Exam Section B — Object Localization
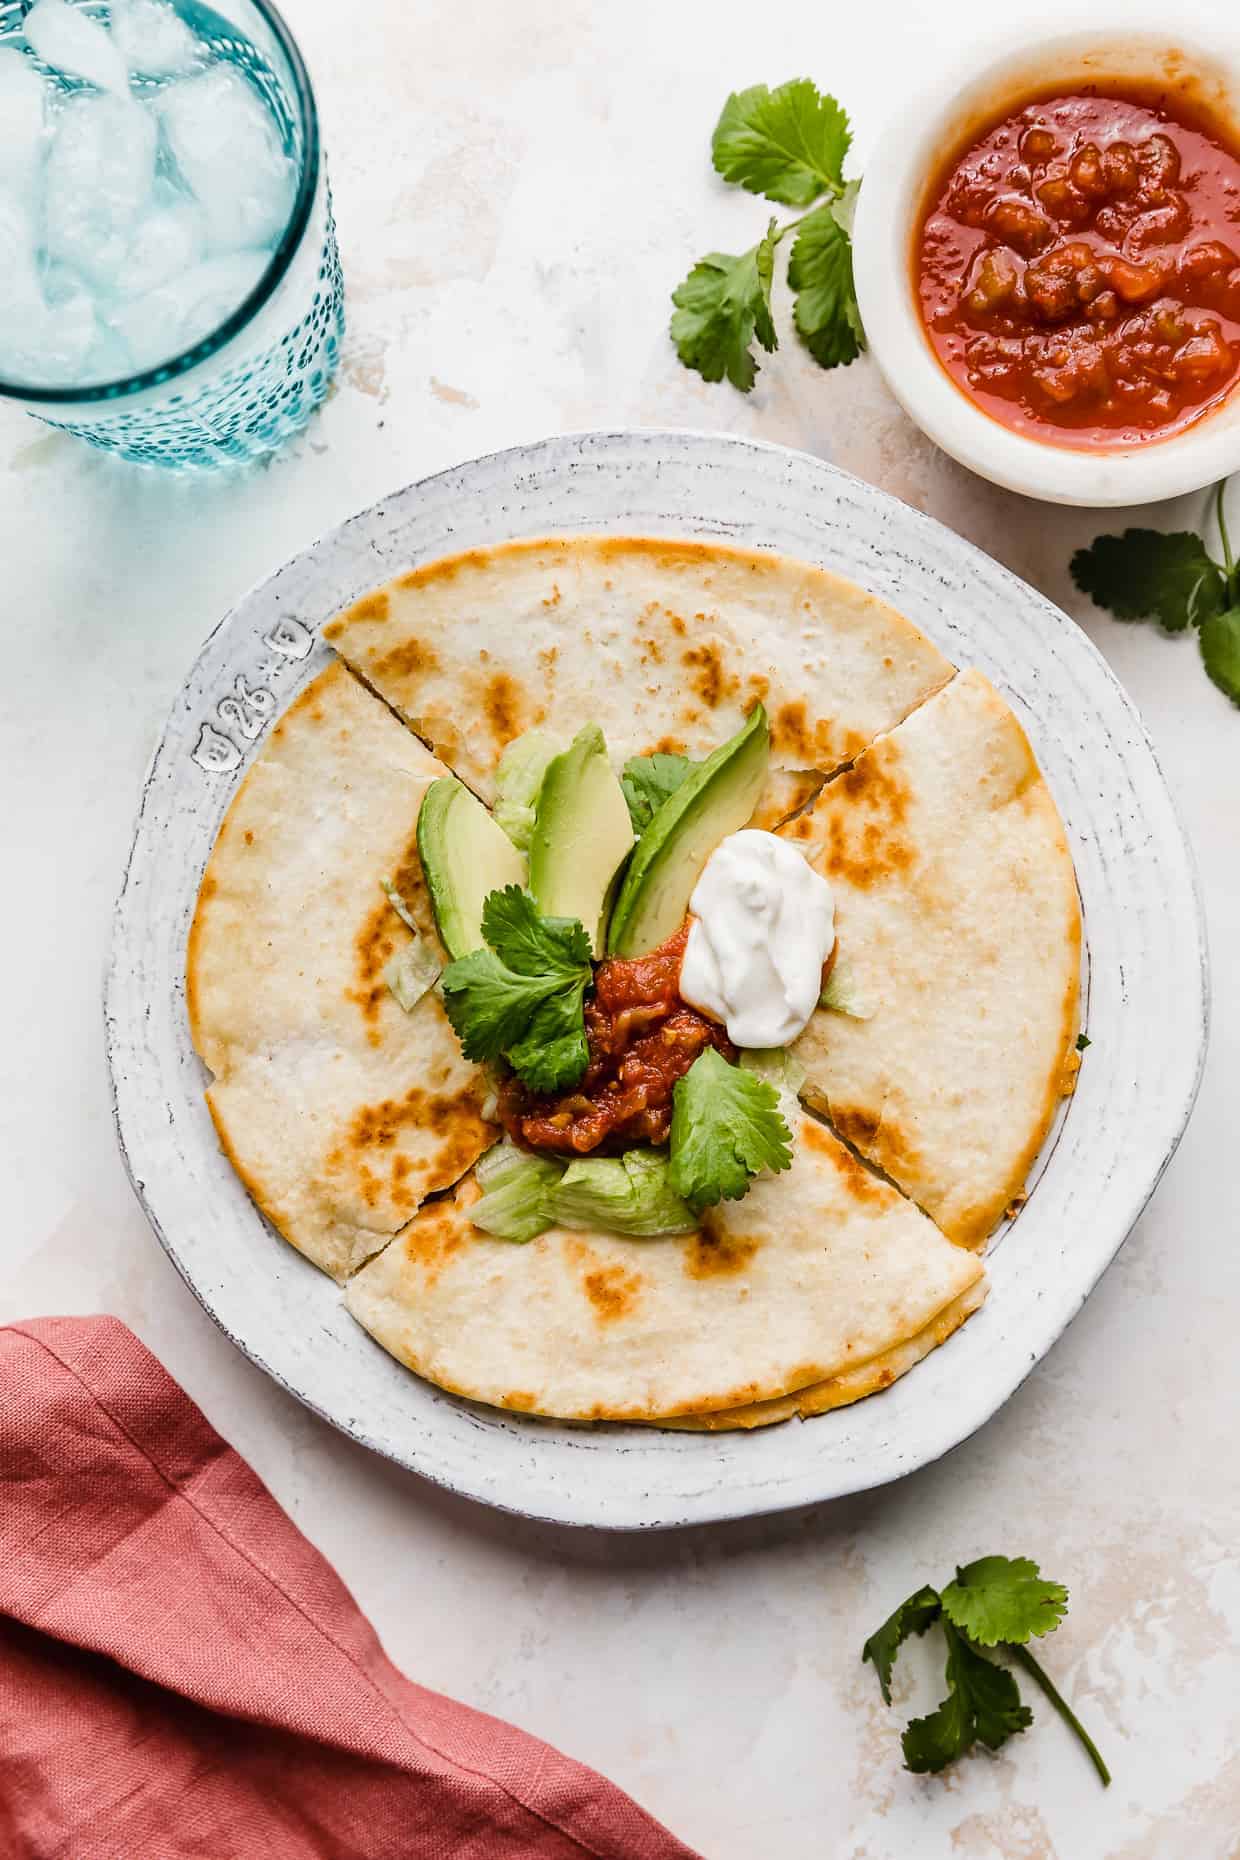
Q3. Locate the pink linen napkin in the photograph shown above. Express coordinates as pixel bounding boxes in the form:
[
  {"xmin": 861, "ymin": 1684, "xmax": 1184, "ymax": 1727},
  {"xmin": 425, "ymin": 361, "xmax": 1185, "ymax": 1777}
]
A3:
[{"xmin": 0, "ymin": 1316, "xmax": 700, "ymax": 1860}]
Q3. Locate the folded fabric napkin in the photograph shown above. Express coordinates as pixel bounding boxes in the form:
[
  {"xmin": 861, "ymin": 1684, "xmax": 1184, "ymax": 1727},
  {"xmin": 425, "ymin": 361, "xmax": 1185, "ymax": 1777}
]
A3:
[{"xmin": 0, "ymin": 1316, "xmax": 700, "ymax": 1860}]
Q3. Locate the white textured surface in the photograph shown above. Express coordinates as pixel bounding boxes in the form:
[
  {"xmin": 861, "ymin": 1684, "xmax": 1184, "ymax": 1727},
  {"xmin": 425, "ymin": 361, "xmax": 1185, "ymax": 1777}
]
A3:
[{"xmin": 2, "ymin": 0, "xmax": 1238, "ymax": 1851}]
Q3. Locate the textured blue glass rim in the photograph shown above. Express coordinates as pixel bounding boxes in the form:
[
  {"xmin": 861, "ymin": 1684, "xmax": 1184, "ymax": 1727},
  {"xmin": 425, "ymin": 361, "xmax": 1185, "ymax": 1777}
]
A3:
[{"xmin": 0, "ymin": 0, "xmax": 321, "ymax": 407}]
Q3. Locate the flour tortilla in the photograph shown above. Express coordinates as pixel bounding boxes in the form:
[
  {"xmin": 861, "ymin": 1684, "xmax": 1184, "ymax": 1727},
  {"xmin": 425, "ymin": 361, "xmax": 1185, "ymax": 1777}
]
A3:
[
  {"xmin": 784, "ymin": 669, "xmax": 1082, "ymax": 1249},
  {"xmin": 323, "ymin": 536, "xmax": 953, "ymax": 822},
  {"xmin": 187, "ymin": 662, "xmax": 496, "ymax": 1281},
  {"xmin": 660, "ymin": 1281, "xmax": 989, "ymax": 1431},
  {"xmin": 344, "ymin": 1111, "xmax": 985, "ymax": 1422}
]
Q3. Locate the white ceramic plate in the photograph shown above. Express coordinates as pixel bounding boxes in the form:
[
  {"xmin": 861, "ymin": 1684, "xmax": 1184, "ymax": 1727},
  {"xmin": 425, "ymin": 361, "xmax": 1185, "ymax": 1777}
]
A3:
[{"xmin": 106, "ymin": 430, "xmax": 1209, "ymax": 1530}]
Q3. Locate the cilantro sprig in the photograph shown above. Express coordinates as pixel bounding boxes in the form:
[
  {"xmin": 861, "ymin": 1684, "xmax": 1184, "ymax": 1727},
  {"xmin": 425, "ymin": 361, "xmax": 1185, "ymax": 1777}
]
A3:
[
  {"xmin": 862, "ymin": 1555, "xmax": 1110, "ymax": 1786},
  {"xmin": 668, "ymin": 1046, "xmax": 793, "ymax": 1211},
  {"xmin": 439, "ymin": 887, "xmax": 592, "ymax": 1093},
  {"xmin": 670, "ymin": 78, "xmax": 864, "ymax": 393},
  {"xmin": 1072, "ymin": 477, "xmax": 1240, "ymax": 708}
]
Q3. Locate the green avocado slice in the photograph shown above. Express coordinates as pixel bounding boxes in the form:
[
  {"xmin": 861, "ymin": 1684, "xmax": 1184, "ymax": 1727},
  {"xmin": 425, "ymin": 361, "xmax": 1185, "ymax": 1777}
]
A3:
[
  {"xmin": 416, "ymin": 775, "xmax": 526, "ymax": 959},
  {"xmin": 529, "ymin": 724, "xmax": 635, "ymax": 956},
  {"xmin": 606, "ymin": 705, "xmax": 770, "ymax": 957}
]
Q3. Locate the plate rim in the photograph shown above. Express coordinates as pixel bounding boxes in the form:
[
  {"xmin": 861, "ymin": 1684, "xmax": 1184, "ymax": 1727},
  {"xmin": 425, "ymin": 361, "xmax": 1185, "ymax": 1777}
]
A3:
[{"xmin": 105, "ymin": 426, "xmax": 1211, "ymax": 1529}]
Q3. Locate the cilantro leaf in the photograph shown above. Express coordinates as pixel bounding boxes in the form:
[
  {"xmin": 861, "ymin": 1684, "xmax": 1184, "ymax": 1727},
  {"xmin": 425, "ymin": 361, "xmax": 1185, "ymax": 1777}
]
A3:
[
  {"xmin": 506, "ymin": 1009, "xmax": 590, "ymax": 1095},
  {"xmin": 439, "ymin": 887, "xmax": 591, "ymax": 1091},
  {"xmin": 788, "ymin": 201, "xmax": 865, "ymax": 370},
  {"xmin": 670, "ymin": 227, "xmax": 778, "ymax": 392},
  {"xmin": 941, "ymin": 1556, "xmax": 1069, "ymax": 1648},
  {"xmin": 1198, "ymin": 605, "xmax": 1240, "ymax": 705},
  {"xmin": 621, "ymin": 752, "xmax": 697, "ymax": 831},
  {"xmin": 861, "ymin": 1586, "xmax": 941, "ymax": 1705},
  {"xmin": 903, "ymin": 1624, "xmax": 1032, "ymax": 1773},
  {"xmin": 712, "ymin": 79, "xmax": 851, "ymax": 207},
  {"xmin": 864, "ymin": 1559, "xmax": 1109, "ymax": 1787},
  {"xmin": 669, "ymin": 1047, "xmax": 793, "ymax": 1212},
  {"xmin": 1070, "ymin": 529, "xmax": 1226, "ymax": 633},
  {"xmin": 1076, "ymin": 1033, "xmax": 1091, "ymax": 1051},
  {"xmin": 480, "ymin": 885, "xmax": 592, "ymax": 974}
]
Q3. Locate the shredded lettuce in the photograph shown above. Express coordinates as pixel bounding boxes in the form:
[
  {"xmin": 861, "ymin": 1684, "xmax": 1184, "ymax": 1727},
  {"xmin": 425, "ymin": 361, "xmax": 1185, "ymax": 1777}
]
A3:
[
  {"xmin": 819, "ymin": 956, "xmax": 874, "ymax": 1020},
  {"xmin": 470, "ymin": 1142, "xmax": 564, "ymax": 1242},
  {"xmin": 555, "ymin": 1149, "xmax": 697, "ymax": 1236},
  {"xmin": 739, "ymin": 1046, "xmax": 806, "ymax": 1098},
  {"xmin": 383, "ymin": 937, "xmax": 441, "ymax": 1013},
  {"xmin": 468, "ymin": 1141, "xmax": 697, "ymax": 1242},
  {"xmin": 379, "ymin": 877, "xmax": 420, "ymax": 932},
  {"xmin": 493, "ymin": 730, "xmax": 563, "ymax": 852}
]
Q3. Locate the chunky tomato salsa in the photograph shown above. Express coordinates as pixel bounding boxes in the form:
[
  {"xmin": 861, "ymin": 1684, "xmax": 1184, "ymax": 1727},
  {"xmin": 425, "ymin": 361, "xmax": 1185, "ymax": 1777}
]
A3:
[
  {"xmin": 499, "ymin": 924, "xmax": 735, "ymax": 1155},
  {"xmin": 917, "ymin": 87, "xmax": 1240, "ymax": 446}
]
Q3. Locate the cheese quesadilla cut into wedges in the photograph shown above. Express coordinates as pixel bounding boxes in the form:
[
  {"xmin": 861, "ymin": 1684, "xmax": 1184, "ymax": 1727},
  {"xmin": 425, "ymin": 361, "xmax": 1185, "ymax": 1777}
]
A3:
[
  {"xmin": 344, "ymin": 1112, "xmax": 985, "ymax": 1423},
  {"xmin": 784, "ymin": 669, "xmax": 1082, "ymax": 1250},
  {"xmin": 187, "ymin": 663, "xmax": 496, "ymax": 1281},
  {"xmin": 323, "ymin": 537, "xmax": 954, "ymax": 819}
]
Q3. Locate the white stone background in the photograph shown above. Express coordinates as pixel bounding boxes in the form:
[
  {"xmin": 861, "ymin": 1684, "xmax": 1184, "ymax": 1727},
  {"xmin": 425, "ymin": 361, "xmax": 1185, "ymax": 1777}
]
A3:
[{"xmin": 2, "ymin": 0, "xmax": 1238, "ymax": 1853}]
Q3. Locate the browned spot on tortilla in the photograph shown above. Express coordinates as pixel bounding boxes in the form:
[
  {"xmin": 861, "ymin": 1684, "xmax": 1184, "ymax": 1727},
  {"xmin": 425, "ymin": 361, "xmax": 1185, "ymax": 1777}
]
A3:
[
  {"xmin": 337, "ymin": 590, "xmax": 390, "ymax": 632},
  {"xmin": 347, "ymin": 899, "xmax": 402, "ymax": 1027},
  {"xmin": 483, "ymin": 670, "xmax": 524, "ymax": 746},
  {"xmin": 242, "ymin": 829, "xmax": 254, "ymax": 846},
  {"xmin": 501, "ymin": 1390, "xmax": 538, "ymax": 1412},
  {"xmin": 829, "ymin": 1099, "xmax": 920, "ymax": 1192},
  {"xmin": 684, "ymin": 1219, "xmax": 759, "ymax": 1279},
  {"xmin": 833, "ymin": 1143, "xmax": 888, "ymax": 1207},
  {"xmin": 651, "ymin": 733, "xmax": 687, "ymax": 755},
  {"xmin": 339, "ymin": 1084, "xmax": 493, "ymax": 1209},
  {"xmin": 821, "ymin": 742, "xmax": 914, "ymax": 889},
  {"xmin": 579, "ymin": 1259, "xmax": 643, "ymax": 1322},
  {"xmin": 681, "ymin": 641, "xmax": 736, "ymax": 709},
  {"xmin": 638, "ymin": 633, "xmax": 664, "ymax": 665},
  {"xmin": 770, "ymin": 699, "xmax": 840, "ymax": 767},
  {"xmin": 542, "ymin": 584, "xmax": 562, "ymax": 608},
  {"xmin": 478, "ymin": 648, "xmax": 490, "ymax": 663},
  {"xmin": 746, "ymin": 673, "xmax": 771, "ymax": 706},
  {"xmin": 371, "ymin": 636, "xmax": 439, "ymax": 683},
  {"xmin": 539, "ymin": 645, "xmax": 559, "ymax": 674},
  {"xmin": 831, "ymin": 1102, "xmax": 881, "ymax": 1150},
  {"xmin": 402, "ymin": 1208, "xmax": 469, "ymax": 1281},
  {"xmin": 786, "ymin": 813, "xmax": 817, "ymax": 843},
  {"xmin": 396, "ymin": 546, "xmax": 505, "ymax": 593},
  {"xmin": 801, "ymin": 1119, "xmax": 839, "ymax": 1157},
  {"xmin": 668, "ymin": 613, "xmax": 686, "ymax": 636}
]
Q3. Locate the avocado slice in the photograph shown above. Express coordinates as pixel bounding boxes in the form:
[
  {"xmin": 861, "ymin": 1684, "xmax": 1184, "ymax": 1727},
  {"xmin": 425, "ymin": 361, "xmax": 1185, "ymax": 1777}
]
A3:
[
  {"xmin": 416, "ymin": 775, "xmax": 526, "ymax": 959},
  {"xmin": 528, "ymin": 724, "xmax": 635, "ymax": 956},
  {"xmin": 606, "ymin": 705, "xmax": 770, "ymax": 957}
]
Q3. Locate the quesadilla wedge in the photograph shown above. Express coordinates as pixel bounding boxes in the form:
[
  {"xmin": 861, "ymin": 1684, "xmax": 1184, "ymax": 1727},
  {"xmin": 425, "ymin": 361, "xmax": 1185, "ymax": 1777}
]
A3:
[
  {"xmin": 322, "ymin": 536, "xmax": 953, "ymax": 823},
  {"xmin": 344, "ymin": 1110, "xmax": 985, "ymax": 1422},
  {"xmin": 188, "ymin": 663, "xmax": 496, "ymax": 1280},
  {"xmin": 783, "ymin": 669, "xmax": 1082, "ymax": 1249},
  {"xmin": 659, "ymin": 1279, "xmax": 989, "ymax": 1430}
]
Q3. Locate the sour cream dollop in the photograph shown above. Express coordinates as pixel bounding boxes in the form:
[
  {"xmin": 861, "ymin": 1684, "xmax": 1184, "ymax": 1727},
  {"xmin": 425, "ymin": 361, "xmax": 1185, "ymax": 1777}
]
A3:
[{"xmin": 678, "ymin": 829, "xmax": 836, "ymax": 1049}]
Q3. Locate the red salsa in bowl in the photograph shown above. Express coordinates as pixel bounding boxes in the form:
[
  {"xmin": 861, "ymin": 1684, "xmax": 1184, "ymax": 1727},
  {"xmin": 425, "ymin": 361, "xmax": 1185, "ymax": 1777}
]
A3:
[{"xmin": 917, "ymin": 87, "xmax": 1240, "ymax": 447}]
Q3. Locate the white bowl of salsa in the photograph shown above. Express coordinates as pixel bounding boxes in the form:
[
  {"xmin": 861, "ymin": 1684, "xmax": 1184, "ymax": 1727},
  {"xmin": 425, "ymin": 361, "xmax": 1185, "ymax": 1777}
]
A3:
[{"xmin": 852, "ymin": 15, "xmax": 1240, "ymax": 504}]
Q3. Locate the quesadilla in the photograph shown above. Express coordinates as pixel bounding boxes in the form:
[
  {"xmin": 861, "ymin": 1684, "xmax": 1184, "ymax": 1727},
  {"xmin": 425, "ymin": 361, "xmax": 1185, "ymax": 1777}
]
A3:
[
  {"xmin": 188, "ymin": 663, "xmax": 496, "ymax": 1280},
  {"xmin": 783, "ymin": 669, "xmax": 1082, "ymax": 1248},
  {"xmin": 344, "ymin": 1111, "xmax": 985, "ymax": 1423},
  {"xmin": 322, "ymin": 536, "xmax": 953, "ymax": 820},
  {"xmin": 186, "ymin": 531, "xmax": 1081, "ymax": 1434}
]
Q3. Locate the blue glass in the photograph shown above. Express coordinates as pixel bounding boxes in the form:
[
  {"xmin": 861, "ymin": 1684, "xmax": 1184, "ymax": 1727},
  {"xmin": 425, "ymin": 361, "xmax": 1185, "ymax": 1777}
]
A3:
[{"xmin": 0, "ymin": 0, "xmax": 344, "ymax": 468}]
